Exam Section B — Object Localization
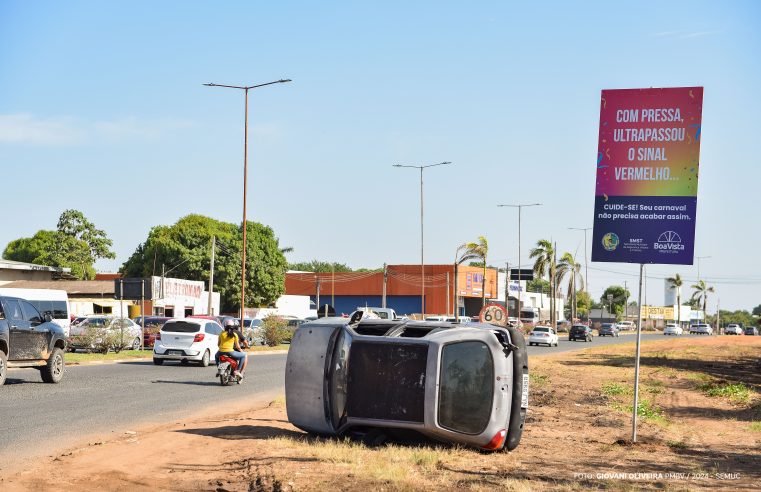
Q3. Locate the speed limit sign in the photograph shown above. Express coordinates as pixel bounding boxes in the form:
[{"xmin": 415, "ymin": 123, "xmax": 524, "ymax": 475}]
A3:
[{"xmin": 479, "ymin": 303, "xmax": 507, "ymax": 326}]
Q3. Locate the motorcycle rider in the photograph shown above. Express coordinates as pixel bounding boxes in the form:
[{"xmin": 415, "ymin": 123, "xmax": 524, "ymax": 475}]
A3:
[{"xmin": 216, "ymin": 319, "xmax": 248, "ymax": 378}]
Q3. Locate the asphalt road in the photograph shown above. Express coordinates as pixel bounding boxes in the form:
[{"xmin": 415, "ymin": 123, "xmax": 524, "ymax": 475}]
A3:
[{"xmin": 0, "ymin": 331, "xmax": 693, "ymax": 464}]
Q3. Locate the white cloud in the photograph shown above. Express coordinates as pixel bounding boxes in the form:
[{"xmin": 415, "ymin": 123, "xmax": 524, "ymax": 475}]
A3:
[{"xmin": 0, "ymin": 113, "xmax": 195, "ymax": 146}]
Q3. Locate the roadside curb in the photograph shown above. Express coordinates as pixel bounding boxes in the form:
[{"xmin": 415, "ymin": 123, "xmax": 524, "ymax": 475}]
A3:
[{"xmin": 65, "ymin": 348, "xmax": 289, "ymax": 366}]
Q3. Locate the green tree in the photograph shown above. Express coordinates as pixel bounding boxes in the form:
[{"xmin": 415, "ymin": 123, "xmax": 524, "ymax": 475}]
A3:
[
  {"xmin": 460, "ymin": 236, "xmax": 489, "ymax": 307},
  {"xmin": 526, "ymin": 278, "xmax": 550, "ymax": 294},
  {"xmin": 690, "ymin": 280, "xmax": 715, "ymax": 322},
  {"xmin": 600, "ymin": 285, "xmax": 630, "ymax": 319},
  {"xmin": 288, "ymin": 260, "xmax": 353, "ymax": 273},
  {"xmin": 556, "ymin": 252, "xmax": 584, "ymax": 321},
  {"xmin": 752, "ymin": 304, "xmax": 761, "ymax": 317},
  {"xmin": 575, "ymin": 290, "xmax": 593, "ymax": 318},
  {"xmin": 3, "ymin": 210, "xmax": 113, "ymax": 279},
  {"xmin": 666, "ymin": 273, "xmax": 684, "ymax": 325},
  {"xmin": 530, "ymin": 239, "xmax": 556, "ymax": 326},
  {"xmin": 120, "ymin": 214, "xmax": 288, "ymax": 313}
]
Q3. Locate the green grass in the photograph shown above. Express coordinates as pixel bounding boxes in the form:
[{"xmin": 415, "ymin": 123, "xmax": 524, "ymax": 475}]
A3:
[
  {"xmin": 749, "ymin": 421, "xmax": 761, "ymax": 432},
  {"xmin": 530, "ymin": 372, "xmax": 550, "ymax": 387},
  {"xmin": 697, "ymin": 382, "xmax": 754, "ymax": 405},
  {"xmin": 667, "ymin": 440, "xmax": 688, "ymax": 450},
  {"xmin": 602, "ymin": 382, "xmax": 632, "ymax": 397}
]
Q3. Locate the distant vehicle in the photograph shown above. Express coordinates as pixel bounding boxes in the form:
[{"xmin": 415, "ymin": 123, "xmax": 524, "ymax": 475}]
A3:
[
  {"xmin": 663, "ymin": 323, "xmax": 683, "ymax": 336},
  {"xmin": 285, "ymin": 318, "xmax": 307, "ymax": 338},
  {"xmin": 519, "ymin": 308, "xmax": 540, "ymax": 325},
  {"xmin": 744, "ymin": 326, "xmax": 758, "ymax": 336},
  {"xmin": 68, "ymin": 316, "xmax": 142, "ymax": 352},
  {"xmin": 617, "ymin": 320, "xmax": 635, "ymax": 330},
  {"xmin": 360, "ymin": 307, "xmax": 398, "ymax": 320},
  {"xmin": 0, "ymin": 288, "xmax": 71, "ymax": 336},
  {"xmin": 286, "ymin": 318, "xmax": 528, "ymax": 451},
  {"xmin": 528, "ymin": 326, "xmax": 558, "ymax": 347},
  {"xmin": 690, "ymin": 323, "xmax": 713, "ymax": 335},
  {"xmin": 153, "ymin": 318, "xmax": 222, "ymax": 366},
  {"xmin": 598, "ymin": 323, "xmax": 620, "ymax": 337},
  {"xmin": 243, "ymin": 318, "xmax": 265, "ymax": 345},
  {"xmin": 569, "ymin": 325, "xmax": 593, "ymax": 342},
  {"xmin": 0, "ymin": 295, "xmax": 67, "ymax": 386},
  {"xmin": 724, "ymin": 324, "xmax": 743, "ymax": 335}
]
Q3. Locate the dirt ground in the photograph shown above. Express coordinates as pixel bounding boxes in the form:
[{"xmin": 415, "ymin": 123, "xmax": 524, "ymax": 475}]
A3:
[{"xmin": 2, "ymin": 336, "xmax": 760, "ymax": 491}]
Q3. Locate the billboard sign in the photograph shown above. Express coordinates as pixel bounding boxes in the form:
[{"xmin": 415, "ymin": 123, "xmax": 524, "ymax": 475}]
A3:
[{"xmin": 592, "ymin": 87, "xmax": 703, "ymax": 265}]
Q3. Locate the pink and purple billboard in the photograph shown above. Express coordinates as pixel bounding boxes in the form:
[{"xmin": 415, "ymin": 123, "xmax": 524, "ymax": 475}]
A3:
[{"xmin": 591, "ymin": 87, "xmax": 703, "ymax": 265}]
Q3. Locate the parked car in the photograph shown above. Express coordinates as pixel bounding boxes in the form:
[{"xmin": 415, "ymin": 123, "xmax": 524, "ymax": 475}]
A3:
[
  {"xmin": 132, "ymin": 316, "xmax": 172, "ymax": 347},
  {"xmin": 285, "ymin": 318, "xmax": 307, "ymax": 338},
  {"xmin": 663, "ymin": 323, "xmax": 683, "ymax": 336},
  {"xmin": 690, "ymin": 323, "xmax": 713, "ymax": 335},
  {"xmin": 617, "ymin": 320, "xmax": 635, "ymax": 330},
  {"xmin": 528, "ymin": 326, "xmax": 558, "ymax": 347},
  {"xmin": 569, "ymin": 324, "xmax": 593, "ymax": 342},
  {"xmin": 68, "ymin": 316, "xmax": 142, "ymax": 352},
  {"xmin": 0, "ymin": 295, "xmax": 67, "ymax": 386},
  {"xmin": 744, "ymin": 326, "xmax": 758, "ymax": 336},
  {"xmin": 286, "ymin": 317, "xmax": 528, "ymax": 452},
  {"xmin": 243, "ymin": 318, "xmax": 265, "ymax": 345},
  {"xmin": 724, "ymin": 324, "xmax": 743, "ymax": 335},
  {"xmin": 598, "ymin": 323, "xmax": 620, "ymax": 337},
  {"xmin": 153, "ymin": 318, "xmax": 222, "ymax": 366}
]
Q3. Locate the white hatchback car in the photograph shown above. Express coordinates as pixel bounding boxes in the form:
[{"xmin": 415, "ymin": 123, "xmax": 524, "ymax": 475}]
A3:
[
  {"xmin": 528, "ymin": 325, "xmax": 559, "ymax": 347},
  {"xmin": 153, "ymin": 318, "xmax": 222, "ymax": 366},
  {"xmin": 724, "ymin": 324, "xmax": 743, "ymax": 335},
  {"xmin": 689, "ymin": 323, "xmax": 713, "ymax": 335},
  {"xmin": 663, "ymin": 323, "xmax": 683, "ymax": 336}
]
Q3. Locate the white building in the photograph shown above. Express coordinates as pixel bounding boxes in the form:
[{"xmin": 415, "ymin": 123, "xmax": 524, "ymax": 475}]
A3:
[{"xmin": 495, "ymin": 272, "xmax": 565, "ymax": 321}]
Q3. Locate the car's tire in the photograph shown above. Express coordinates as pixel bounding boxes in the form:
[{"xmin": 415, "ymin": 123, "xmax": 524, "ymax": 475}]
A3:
[
  {"xmin": 131, "ymin": 337, "xmax": 141, "ymax": 351},
  {"xmin": 153, "ymin": 358, "xmax": 164, "ymax": 366},
  {"xmin": 199, "ymin": 350, "xmax": 210, "ymax": 367},
  {"xmin": 41, "ymin": 347, "xmax": 65, "ymax": 384},
  {"xmin": 0, "ymin": 350, "xmax": 7, "ymax": 386}
]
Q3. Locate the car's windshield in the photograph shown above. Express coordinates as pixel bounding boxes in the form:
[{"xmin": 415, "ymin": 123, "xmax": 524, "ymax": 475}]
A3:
[
  {"xmin": 162, "ymin": 321, "xmax": 201, "ymax": 333},
  {"xmin": 80, "ymin": 317, "xmax": 109, "ymax": 327}
]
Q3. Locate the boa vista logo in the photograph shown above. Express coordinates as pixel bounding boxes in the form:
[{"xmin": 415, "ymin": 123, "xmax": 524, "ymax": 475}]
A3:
[
  {"xmin": 654, "ymin": 231, "xmax": 685, "ymax": 251},
  {"xmin": 602, "ymin": 233, "xmax": 619, "ymax": 251}
]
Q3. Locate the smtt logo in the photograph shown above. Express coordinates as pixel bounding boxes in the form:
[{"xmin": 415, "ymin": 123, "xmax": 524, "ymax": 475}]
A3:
[
  {"xmin": 602, "ymin": 233, "xmax": 619, "ymax": 251},
  {"xmin": 654, "ymin": 231, "xmax": 685, "ymax": 252}
]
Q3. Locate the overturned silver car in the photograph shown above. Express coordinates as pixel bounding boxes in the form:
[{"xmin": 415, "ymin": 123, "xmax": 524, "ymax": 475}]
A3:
[{"xmin": 285, "ymin": 317, "xmax": 528, "ymax": 451}]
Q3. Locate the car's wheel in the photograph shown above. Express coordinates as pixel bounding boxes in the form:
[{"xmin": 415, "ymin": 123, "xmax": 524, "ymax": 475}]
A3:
[
  {"xmin": 131, "ymin": 337, "xmax": 141, "ymax": 351},
  {"xmin": 199, "ymin": 349, "xmax": 210, "ymax": 367},
  {"xmin": 41, "ymin": 347, "xmax": 65, "ymax": 384},
  {"xmin": 0, "ymin": 350, "xmax": 7, "ymax": 386},
  {"xmin": 153, "ymin": 357, "xmax": 164, "ymax": 365}
]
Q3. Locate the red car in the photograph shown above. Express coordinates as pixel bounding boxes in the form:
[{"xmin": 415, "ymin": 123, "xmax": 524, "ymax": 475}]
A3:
[{"xmin": 132, "ymin": 316, "xmax": 172, "ymax": 348}]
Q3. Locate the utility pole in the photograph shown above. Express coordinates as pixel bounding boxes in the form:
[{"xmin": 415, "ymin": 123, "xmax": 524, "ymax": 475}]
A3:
[
  {"xmin": 208, "ymin": 236, "xmax": 216, "ymax": 315},
  {"xmin": 382, "ymin": 263, "xmax": 388, "ymax": 308},
  {"xmin": 624, "ymin": 280, "xmax": 628, "ymax": 321},
  {"xmin": 331, "ymin": 264, "xmax": 335, "ymax": 307},
  {"xmin": 315, "ymin": 276, "xmax": 321, "ymax": 313},
  {"xmin": 505, "ymin": 262, "xmax": 510, "ymax": 318},
  {"xmin": 140, "ymin": 279, "xmax": 145, "ymax": 351},
  {"xmin": 446, "ymin": 272, "xmax": 450, "ymax": 317}
]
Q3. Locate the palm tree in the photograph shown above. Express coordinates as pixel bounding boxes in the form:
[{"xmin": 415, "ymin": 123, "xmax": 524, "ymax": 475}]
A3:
[
  {"xmin": 666, "ymin": 273, "xmax": 683, "ymax": 326},
  {"xmin": 454, "ymin": 243, "xmax": 483, "ymax": 319},
  {"xmin": 461, "ymin": 236, "xmax": 489, "ymax": 306},
  {"xmin": 556, "ymin": 252, "xmax": 584, "ymax": 322},
  {"xmin": 691, "ymin": 279, "xmax": 715, "ymax": 324},
  {"xmin": 530, "ymin": 239, "xmax": 556, "ymax": 325}
]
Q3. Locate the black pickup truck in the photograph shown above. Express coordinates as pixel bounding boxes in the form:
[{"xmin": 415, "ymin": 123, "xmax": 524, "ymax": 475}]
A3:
[{"xmin": 0, "ymin": 295, "xmax": 67, "ymax": 386}]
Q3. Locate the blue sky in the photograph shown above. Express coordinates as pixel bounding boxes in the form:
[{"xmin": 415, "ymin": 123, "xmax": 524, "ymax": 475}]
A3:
[{"xmin": 1, "ymin": 1, "xmax": 759, "ymax": 311}]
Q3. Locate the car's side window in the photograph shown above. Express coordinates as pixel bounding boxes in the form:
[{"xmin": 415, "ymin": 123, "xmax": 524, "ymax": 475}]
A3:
[
  {"xmin": 5, "ymin": 299, "xmax": 24, "ymax": 321},
  {"xmin": 20, "ymin": 300, "xmax": 42, "ymax": 324}
]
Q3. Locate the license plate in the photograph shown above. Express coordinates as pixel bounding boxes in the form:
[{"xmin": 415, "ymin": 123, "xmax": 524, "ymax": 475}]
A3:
[
  {"xmin": 168, "ymin": 350, "xmax": 183, "ymax": 355},
  {"xmin": 521, "ymin": 373, "xmax": 529, "ymax": 408}
]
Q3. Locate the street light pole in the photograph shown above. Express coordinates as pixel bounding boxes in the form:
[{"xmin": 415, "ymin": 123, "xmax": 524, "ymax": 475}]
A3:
[
  {"xmin": 696, "ymin": 255, "xmax": 711, "ymax": 282},
  {"xmin": 205, "ymin": 79, "xmax": 291, "ymax": 326},
  {"xmin": 394, "ymin": 162, "xmax": 452, "ymax": 318},
  {"xmin": 497, "ymin": 203, "xmax": 541, "ymax": 316},
  {"xmin": 569, "ymin": 227, "xmax": 592, "ymax": 293}
]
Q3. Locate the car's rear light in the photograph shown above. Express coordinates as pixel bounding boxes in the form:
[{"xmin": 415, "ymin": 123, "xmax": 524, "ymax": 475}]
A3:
[
  {"xmin": 482, "ymin": 429, "xmax": 507, "ymax": 451},
  {"xmin": 193, "ymin": 333, "xmax": 205, "ymax": 343},
  {"xmin": 155, "ymin": 332, "xmax": 161, "ymax": 340}
]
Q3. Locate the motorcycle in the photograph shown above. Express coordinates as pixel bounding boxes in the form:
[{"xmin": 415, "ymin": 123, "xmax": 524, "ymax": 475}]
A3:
[{"xmin": 216, "ymin": 354, "xmax": 242, "ymax": 386}]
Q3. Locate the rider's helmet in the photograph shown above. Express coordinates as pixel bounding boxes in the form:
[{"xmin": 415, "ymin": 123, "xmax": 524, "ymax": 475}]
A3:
[{"xmin": 224, "ymin": 318, "xmax": 237, "ymax": 331}]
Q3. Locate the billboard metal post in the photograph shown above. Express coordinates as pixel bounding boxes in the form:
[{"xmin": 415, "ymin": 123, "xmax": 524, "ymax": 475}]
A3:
[{"xmin": 632, "ymin": 263, "xmax": 645, "ymax": 442}]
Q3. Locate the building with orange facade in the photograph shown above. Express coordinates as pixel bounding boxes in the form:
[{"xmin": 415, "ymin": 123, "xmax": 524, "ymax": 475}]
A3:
[{"xmin": 285, "ymin": 264, "xmax": 498, "ymax": 317}]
